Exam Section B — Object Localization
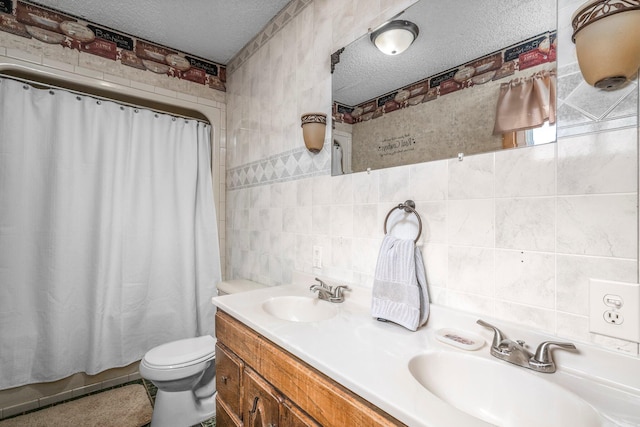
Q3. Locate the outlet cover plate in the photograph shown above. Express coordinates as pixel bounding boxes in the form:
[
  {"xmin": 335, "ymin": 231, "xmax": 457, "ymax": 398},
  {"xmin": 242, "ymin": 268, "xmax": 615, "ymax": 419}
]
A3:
[{"xmin": 589, "ymin": 279, "xmax": 640, "ymax": 343}]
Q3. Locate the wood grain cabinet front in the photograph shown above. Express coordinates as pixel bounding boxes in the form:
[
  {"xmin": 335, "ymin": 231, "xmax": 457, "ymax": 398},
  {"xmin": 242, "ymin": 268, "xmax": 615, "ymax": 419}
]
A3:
[
  {"xmin": 243, "ymin": 367, "xmax": 282, "ymax": 427},
  {"xmin": 215, "ymin": 310, "xmax": 404, "ymax": 427},
  {"xmin": 216, "ymin": 343, "xmax": 243, "ymax": 426}
]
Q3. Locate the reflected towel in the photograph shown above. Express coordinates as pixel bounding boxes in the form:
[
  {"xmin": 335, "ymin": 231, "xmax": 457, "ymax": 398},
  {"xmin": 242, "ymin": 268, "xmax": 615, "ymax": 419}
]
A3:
[{"xmin": 371, "ymin": 235, "xmax": 430, "ymax": 331}]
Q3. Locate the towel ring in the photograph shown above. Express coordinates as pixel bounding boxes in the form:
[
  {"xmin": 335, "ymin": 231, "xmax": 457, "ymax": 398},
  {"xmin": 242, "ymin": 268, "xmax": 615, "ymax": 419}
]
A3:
[{"xmin": 383, "ymin": 200, "xmax": 422, "ymax": 244}]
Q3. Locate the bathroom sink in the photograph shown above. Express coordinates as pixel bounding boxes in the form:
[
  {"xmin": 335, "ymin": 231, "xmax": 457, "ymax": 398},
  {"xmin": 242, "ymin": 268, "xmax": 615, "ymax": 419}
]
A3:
[
  {"xmin": 408, "ymin": 352, "xmax": 603, "ymax": 427},
  {"xmin": 262, "ymin": 296, "xmax": 338, "ymax": 322}
]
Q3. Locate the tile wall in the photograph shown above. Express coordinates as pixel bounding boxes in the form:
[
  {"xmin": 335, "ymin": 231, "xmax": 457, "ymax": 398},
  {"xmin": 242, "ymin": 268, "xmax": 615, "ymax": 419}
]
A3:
[{"xmin": 225, "ymin": 0, "xmax": 640, "ymax": 355}]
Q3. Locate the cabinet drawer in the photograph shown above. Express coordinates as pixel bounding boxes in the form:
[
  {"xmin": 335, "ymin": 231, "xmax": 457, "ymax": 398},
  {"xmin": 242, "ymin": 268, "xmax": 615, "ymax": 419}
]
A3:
[{"xmin": 216, "ymin": 343, "xmax": 243, "ymax": 418}]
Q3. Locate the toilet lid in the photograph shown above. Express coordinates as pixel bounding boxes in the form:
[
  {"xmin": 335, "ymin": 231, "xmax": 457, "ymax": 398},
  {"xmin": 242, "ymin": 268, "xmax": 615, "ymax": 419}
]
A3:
[{"xmin": 144, "ymin": 335, "xmax": 216, "ymax": 368}]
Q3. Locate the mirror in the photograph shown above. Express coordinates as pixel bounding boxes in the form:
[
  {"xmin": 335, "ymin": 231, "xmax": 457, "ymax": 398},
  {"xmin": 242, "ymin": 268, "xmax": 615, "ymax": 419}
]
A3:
[{"xmin": 331, "ymin": 0, "xmax": 557, "ymax": 175}]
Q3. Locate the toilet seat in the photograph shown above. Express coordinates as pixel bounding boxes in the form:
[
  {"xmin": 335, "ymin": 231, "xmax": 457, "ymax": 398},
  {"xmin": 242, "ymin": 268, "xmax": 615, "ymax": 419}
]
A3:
[{"xmin": 143, "ymin": 335, "xmax": 216, "ymax": 370}]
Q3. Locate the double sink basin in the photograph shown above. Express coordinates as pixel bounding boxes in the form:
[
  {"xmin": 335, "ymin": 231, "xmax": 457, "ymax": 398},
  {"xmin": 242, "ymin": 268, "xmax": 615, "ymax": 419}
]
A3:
[{"xmin": 214, "ymin": 279, "xmax": 640, "ymax": 427}]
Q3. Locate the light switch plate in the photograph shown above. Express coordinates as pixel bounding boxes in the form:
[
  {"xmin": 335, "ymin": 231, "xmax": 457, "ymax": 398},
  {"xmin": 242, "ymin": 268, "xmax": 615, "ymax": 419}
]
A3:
[{"xmin": 589, "ymin": 279, "xmax": 640, "ymax": 343}]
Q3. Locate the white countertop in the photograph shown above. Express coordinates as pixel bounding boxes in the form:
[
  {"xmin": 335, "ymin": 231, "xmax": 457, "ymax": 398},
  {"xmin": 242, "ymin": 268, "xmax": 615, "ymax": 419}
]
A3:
[{"xmin": 211, "ymin": 272, "xmax": 640, "ymax": 427}]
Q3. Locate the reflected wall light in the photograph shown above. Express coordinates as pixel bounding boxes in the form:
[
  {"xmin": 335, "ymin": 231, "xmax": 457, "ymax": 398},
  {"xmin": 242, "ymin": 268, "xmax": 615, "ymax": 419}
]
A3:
[
  {"xmin": 572, "ymin": 0, "xmax": 640, "ymax": 90},
  {"xmin": 370, "ymin": 20, "xmax": 419, "ymax": 55}
]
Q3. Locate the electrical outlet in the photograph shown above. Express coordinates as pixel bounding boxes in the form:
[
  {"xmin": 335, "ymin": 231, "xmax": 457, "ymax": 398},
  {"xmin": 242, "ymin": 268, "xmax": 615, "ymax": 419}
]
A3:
[
  {"xmin": 603, "ymin": 310, "xmax": 624, "ymax": 325},
  {"xmin": 312, "ymin": 245, "xmax": 323, "ymax": 268},
  {"xmin": 589, "ymin": 279, "xmax": 640, "ymax": 342}
]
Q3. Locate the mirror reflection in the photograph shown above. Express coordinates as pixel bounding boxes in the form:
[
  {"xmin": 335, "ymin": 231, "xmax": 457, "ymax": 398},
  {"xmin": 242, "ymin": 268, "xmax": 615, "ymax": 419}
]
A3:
[{"xmin": 331, "ymin": 0, "xmax": 557, "ymax": 175}]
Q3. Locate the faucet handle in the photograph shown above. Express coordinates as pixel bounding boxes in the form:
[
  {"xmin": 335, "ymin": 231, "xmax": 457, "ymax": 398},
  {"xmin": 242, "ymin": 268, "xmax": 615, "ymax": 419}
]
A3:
[
  {"xmin": 476, "ymin": 319, "xmax": 507, "ymax": 349},
  {"xmin": 332, "ymin": 285, "xmax": 351, "ymax": 299},
  {"xmin": 314, "ymin": 277, "xmax": 332, "ymax": 291},
  {"xmin": 532, "ymin": 341, "xmax": 577, "ymax": 364}
]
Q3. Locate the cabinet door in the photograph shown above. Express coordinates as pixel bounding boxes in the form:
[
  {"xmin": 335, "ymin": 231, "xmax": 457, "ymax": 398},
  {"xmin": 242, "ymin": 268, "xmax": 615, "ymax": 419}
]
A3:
[
  {"xmin": 243, "ymin": 368, "xmax": 282, "ymax": 427},
  {"xmin": 216, "ymin": 343, "xmax": 243, "ymax": 419},
  {"xmin": 216, "ymin": 395, "xmax": 243, "ymax": 427},
  {"xmin": 281, "ymin": 399, "xmax": 321, "ymax": 427}
]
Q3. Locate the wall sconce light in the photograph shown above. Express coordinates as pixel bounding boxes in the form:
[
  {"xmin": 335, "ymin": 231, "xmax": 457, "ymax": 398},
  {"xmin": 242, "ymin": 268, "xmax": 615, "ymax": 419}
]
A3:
[
  {"xmin": 572, "ymin": 0, "xmax": 640, "ymax": 90},
  {"xmin": 370, "ymin": 20, "xmax": 419, "ymax": 56},
  {"xmin": 300, "ymin": 113, "xmax": 327, "ymax": 153}
]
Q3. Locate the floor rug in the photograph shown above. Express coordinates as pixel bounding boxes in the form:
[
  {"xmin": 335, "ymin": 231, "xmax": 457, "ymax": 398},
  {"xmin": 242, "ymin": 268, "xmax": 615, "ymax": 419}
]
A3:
[{"xmin": 0, "ymin": 384, "xmax": 152, "ymax": 427}]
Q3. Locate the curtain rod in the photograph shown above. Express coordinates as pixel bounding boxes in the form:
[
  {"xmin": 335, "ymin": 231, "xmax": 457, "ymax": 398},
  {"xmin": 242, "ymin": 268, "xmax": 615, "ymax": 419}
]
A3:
[{"xmin": 0, "ymin": 73, "xmax": 210, "ymax": 124}]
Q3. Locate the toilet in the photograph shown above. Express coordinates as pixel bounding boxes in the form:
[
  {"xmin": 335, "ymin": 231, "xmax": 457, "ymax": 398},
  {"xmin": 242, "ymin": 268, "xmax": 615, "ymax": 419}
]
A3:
[{"xmin": 139, "ymin": 279, "xmax": 266, "ymax": 427}]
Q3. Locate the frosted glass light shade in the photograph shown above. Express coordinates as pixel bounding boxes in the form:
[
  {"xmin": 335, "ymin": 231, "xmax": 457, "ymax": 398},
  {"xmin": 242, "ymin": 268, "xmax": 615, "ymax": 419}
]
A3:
[
  {"xmin": 301, "ymin": 113, "xmax": 326, "ymax": 153},
  {"xmin": 572, "ymin": 0, "xmax": 640, "ymax": 89},
  {"xmin": 370, "ymin": 20, "xmax": 419, "ymax": 56}
]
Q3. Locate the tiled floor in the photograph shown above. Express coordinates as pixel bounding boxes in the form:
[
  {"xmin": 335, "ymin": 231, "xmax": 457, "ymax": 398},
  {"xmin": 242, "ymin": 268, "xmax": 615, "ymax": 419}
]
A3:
[{"xmin": 1, "ymin": 379, "xmax": 215, "ymax": 427}]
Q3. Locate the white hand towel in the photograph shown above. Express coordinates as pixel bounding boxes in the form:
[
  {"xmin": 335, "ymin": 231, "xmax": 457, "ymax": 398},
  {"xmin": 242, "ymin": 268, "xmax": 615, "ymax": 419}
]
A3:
[{"xmin": 371, "ymin": 235, "xmax": 430, "ymax": 331}]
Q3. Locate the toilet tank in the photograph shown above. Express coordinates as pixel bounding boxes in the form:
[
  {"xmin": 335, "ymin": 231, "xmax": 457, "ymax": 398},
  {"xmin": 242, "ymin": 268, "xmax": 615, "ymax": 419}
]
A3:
[{"xmin": 217, "ymin": 279, "xmax": 266, "ymax": 296}]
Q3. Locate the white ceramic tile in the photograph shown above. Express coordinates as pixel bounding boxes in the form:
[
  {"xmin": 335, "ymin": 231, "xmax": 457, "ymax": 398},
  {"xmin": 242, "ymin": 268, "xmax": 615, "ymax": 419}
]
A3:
[
  {"xmin": 446, "ymin": 291, "xmax": 494, "ymax": 318},
  {"xmin": 557, "ymin": 128, "xmax": 637, "ymax": 195},
  {"xmin": 330, "ymin": 236, "xmax": 353, "ymax": 268},
  {"xmin": 421, "ymin": 243, "xmax": 448, "ymax": 289},
  {"xmin": 39, "ymin": 389, "xmax": 73, "ymax": 407},
  {"xmin": 378, "ymin": 166, "xmax": 412, "ymax": 203},
  {"xmin": 410, "ymin": 159, "xmax": 448, "ymax": 201},
  {"xmin": 155, "ymin": 86, "xmax": 177, "ymax": 98},
  {"xmin": 351, "ymin": 237, "xmax": 380, "ymax": 274},
  {"xmin": 555, "ymin": 312, "xmax": 590, "ymax": 343},
  {"xmin": 448, "ymin": 152, "xmax": 494, "ymax": 199},
  {"xmin": 352, "ymin": 170, "xmax": 379, "ymax": 204},
  {"xmin": 495, "ymin": 197, "xmax": 556, "ymax": 251},
  {"xmin": 73, "ymin": 65, "xmax": 103, "ymax": 80},
  {"xmin": 312, "ymin": 207, "xmax": 330, "ymax": 235},
  {"xmin": 495, "ymin": 249, "xmax": 555, "ymax": 308},
  {"xmin": 296, "ymin": 178, "xmax": 312, "ymax": 206},
  {"xmin": 556, "ymin": 194, "xmax": 637, "ymax": 258},
  {"xmin": 130, "ymin": 80, "xmax": 155, "ymax": 93},
  {"xmin": 3, "ymin": 400, "xmax": 39, "ymax": 418},
  {"xmin": 42, "ymin": 57, "xmax": 75, "ymax": 73},
  {"xmin": 6, "ymin": 48, "xmax": 41, "ymax": 64},
  {"xmin": 556, "ymin": 254, "xmax": 638, "ymax": 315},
  {"xmin": 495, "ymin": 143, "xmax": 556, "ymax": 197},
  {"xmin": 331, "ymin": 173, "xmax": 354, "ymax": 205},
  {"xmin": 414, "ymin": 201, "xmax": 447, "ymax": 244},
  {"xmin": 330, "ymin": 205, "xmax": 353, "ymax": 237},
  {"xmin": 353, "ymin": 204, "xmax": 378, "ymax": 238},
  {"xmin": 493, "ymin": 302, "xmax": 555, "ymax": 334},
  {"xmin": 448, "ymin": 246, "xmax": 494, "ymax": 296},
  {"xmin": 447, "ymin": 199, "xmax": 494, "ymax": 247}
]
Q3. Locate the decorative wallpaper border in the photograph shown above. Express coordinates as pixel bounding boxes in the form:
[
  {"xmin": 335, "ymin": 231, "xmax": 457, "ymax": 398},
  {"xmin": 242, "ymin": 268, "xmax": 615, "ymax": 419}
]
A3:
[
  {"xmin": 0, "ymin": 0, "xmax": 226, "ymax": 92},
  {"xmin": 226, "ymin": 0, "xmax": 312, "ymax": 75},
  {"xmin": 227, "ymin": 144, "xmax": 330, "ymax": 190},
  {"xmin": 333, "ymin": 31, "xmax": 556, "ymax": 125}
]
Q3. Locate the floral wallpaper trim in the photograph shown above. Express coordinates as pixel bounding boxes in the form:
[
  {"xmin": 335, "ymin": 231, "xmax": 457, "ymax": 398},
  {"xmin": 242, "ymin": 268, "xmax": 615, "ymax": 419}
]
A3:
[
  {"xmin": 226, "ymin": 0, "xmax": 312, "ymax": 75},
  {"xmin": 0, "ymin": 0, "xmax": 226, "ymax": 92},
  {"xmin": 333, "ymin": 31, "xmax": 556, "ymax": 125}
]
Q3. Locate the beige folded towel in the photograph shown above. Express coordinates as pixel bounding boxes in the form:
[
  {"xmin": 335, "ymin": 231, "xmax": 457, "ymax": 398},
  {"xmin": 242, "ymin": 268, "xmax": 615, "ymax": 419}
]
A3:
[{"xmin": 371, "ymin": 235, "xmax": 430, "ymax": 331}]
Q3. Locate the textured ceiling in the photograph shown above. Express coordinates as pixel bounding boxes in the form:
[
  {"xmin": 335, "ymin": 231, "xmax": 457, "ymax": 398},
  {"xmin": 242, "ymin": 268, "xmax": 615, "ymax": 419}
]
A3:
[
  {"xmin": 29, "ymin": 0, "xmax": 292, "ymax": 64},
  {"xmin": 333, "ymin": 0, "xmax": 557, "ymax": 106}
]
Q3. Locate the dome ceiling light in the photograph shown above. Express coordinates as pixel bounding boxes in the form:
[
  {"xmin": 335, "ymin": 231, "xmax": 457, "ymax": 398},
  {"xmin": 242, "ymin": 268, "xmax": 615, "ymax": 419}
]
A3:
[{"xmin": 370, "ymin": 20, "xmax": 419, "ymax": 56}]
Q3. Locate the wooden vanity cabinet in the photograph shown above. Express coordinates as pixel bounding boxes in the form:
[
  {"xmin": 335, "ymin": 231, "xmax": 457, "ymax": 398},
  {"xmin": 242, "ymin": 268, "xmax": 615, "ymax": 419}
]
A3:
[{"xmin": 215, "ymin": 310, "xmax": 404, "ymax": 427}]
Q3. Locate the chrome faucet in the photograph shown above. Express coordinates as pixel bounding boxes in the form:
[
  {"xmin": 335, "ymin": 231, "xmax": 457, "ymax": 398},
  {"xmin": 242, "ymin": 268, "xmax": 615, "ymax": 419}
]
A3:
[
  {"xmin": 309, "ymin": 278, "xmax": 351, "ymax": 303},
  {"xmin": 477, "ymin": 319, "xmax": 577, "ymax": 373}
]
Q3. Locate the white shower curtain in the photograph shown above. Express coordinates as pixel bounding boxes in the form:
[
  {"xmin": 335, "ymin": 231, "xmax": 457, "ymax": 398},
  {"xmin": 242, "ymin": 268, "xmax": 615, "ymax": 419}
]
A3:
[{"xmin": 0, "ymin": 77, "xmax": 221, "ymax": 390}]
